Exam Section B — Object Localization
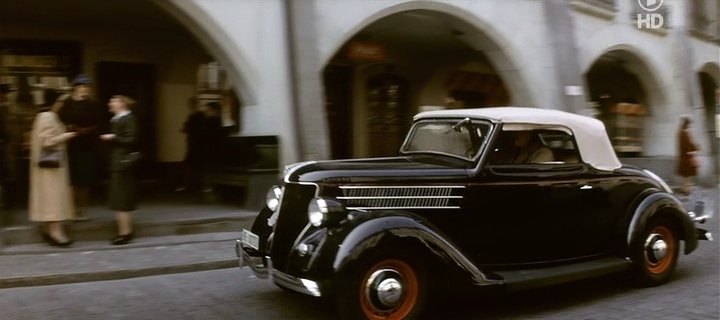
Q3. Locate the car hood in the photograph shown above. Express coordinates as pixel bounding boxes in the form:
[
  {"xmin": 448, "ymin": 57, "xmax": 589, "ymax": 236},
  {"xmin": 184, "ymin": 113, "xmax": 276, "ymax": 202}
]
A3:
[{"xmin": 285, "ymin": 156, "xmax": 469, "ymax": 183}]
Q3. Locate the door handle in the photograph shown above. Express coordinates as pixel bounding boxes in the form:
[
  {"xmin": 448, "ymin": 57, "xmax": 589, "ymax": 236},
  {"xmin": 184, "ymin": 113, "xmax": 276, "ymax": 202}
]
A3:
[{"xmin": 580, "ymin": 185, "xmax": 593, "ymax": 190}]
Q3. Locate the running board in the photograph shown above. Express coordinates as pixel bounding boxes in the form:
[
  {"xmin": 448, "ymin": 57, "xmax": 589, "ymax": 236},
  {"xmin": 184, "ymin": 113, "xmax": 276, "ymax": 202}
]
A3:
[{"xmin": 494, "ymin": 257, "xmax": 630, "ymax": 292}]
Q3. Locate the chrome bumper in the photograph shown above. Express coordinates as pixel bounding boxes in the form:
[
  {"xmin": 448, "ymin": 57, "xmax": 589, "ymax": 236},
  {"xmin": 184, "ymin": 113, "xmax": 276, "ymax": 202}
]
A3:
[
  {"xmin": 688, "ymin": 201, "xmax": 713, "ymax": 241},
  {"xmin": 235, "ymin": 240, "xmax": 322, "ymax": 297}
]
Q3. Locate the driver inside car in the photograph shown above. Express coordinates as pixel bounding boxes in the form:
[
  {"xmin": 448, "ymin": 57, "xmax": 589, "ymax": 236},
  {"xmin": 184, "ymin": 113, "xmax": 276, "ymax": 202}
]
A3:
[{"xmin": 511, "ymin": 131, "xmax": 554, "ymax": 163}]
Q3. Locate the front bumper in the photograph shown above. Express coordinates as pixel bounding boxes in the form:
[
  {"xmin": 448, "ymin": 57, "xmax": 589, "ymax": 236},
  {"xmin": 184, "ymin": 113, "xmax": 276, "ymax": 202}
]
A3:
[
  {"xmin": 235, "ymin": 240, "xmax": 322, "ymax": 297},
  {"xmin": 689, "ymin": 201, "xmax": 713, "ymax": 241}
]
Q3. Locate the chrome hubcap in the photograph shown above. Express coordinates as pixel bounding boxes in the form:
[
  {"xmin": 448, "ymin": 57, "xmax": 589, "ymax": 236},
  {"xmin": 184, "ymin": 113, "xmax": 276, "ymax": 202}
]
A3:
[
  {"xmin": 645, "ymin": 233, "xmax": 667, "ymax": 262},
  {"xmin": 365, "ymin": 268, "xmax": 404, "ymax": 310}
]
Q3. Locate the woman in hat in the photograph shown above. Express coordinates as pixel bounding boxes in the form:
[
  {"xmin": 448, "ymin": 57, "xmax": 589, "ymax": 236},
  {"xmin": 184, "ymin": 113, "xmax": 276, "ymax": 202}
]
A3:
[
  {"xmin": 58, "ymin": 74, "xmax": 104, "ymax": 221},
  {"xmin": 28, "ymin": 90, "xmax": 77, "ymax": 246}
]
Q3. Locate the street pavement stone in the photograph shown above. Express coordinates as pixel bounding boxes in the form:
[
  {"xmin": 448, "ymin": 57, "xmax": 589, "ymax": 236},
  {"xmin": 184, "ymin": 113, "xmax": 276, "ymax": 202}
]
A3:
[{"xmin": 0, "ymin": 187, "xmax": 716, "ymax": 319}]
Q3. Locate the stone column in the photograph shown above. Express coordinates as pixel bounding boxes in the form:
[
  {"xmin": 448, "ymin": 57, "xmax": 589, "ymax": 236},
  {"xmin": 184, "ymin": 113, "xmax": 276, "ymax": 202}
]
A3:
[
  {"xmin": 284, "ymin": 0, "xmax": 331, "ymax": 161},
  {"xmin": 543, "ymin": 0, "xmax": 589, "ymax": 114}
]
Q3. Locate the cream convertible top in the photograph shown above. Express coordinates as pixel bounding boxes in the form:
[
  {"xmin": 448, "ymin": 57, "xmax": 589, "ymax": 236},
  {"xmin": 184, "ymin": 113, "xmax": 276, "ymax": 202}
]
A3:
[{"xmin": 414, "ymin": 107, "xmax": 622, "ymax": 171}]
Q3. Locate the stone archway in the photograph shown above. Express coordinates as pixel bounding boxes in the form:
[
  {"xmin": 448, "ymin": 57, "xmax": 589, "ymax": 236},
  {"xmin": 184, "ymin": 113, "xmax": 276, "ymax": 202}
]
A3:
[
  {"xmin": 0, "ymin": 0, "xmax": 258, "ymax": 205},
  {"xmin": 322, "ymin": 7, "xmax": 527, "ymax": 159},
  {"xmin": 152, "ymin": 0, "xmax": 256, "ymax": 106},
  {"xmin": 585, "ymin": 48, "xmax": 666, "ymax": 157}
]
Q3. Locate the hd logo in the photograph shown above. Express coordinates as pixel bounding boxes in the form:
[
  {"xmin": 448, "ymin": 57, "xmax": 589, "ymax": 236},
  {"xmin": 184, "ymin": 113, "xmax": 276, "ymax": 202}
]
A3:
[{"xmin": 637, "ymin": 0, "xmax": 664, "ymax": 29}]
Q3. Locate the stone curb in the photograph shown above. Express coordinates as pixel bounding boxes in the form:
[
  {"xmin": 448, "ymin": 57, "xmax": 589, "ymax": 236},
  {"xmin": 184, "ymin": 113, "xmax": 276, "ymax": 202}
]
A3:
[
  {"xmin": 1, "ymin": 215, "xmax": 256, "ymax": 247},
  {"xmin": 0, "ymin": 234, "xmax": 240, "ymax": 255},
  {"xmin": 0, "ymin": 258, "xmax": 238, "ymax": 289}
]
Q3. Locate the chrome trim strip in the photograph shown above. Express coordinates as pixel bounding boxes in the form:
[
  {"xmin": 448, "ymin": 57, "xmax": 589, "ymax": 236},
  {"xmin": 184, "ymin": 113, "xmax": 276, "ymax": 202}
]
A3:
[
  {"xmin": 282, "ymin": 161, "xmax": 316, "ymax": 183},
  {"xmin": 339, "ymin": 185, "xmax": 465, "ymax": 189},
  {"xmin": 337, "ymin": 196, "xmax": 463, "ymax": 199},
  {"xmin": 346, "ymin": 206, "xmax": 461, "ymax": 210}
]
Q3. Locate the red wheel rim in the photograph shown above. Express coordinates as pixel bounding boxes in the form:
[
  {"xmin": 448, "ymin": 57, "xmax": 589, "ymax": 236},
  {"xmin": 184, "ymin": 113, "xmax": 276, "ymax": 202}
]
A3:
[
  {"xmin": 359, "ymin": 259, "xmax": 419, "ymax": 320},
  {"xmin": 644, "ymin": 225, "xmax": 676, "ymax": 275}
]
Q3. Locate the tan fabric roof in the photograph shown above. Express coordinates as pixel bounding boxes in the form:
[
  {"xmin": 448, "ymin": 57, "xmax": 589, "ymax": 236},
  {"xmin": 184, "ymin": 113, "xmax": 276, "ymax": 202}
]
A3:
[{"xmin": 414, "ymin": 107, "xmax": 622, "ymax": 171}]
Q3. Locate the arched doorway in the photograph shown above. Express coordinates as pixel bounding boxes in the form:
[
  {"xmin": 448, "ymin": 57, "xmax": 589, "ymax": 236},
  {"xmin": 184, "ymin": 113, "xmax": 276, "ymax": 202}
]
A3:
[
  {"xmin": 0, "ymin": 0, "xmax": 246, "ymax": 205},
  {"xmin": 585, "ymin": 49, "xmax": 664, "ymax": 157},
  {"xmin": 323, "ymin": 9, "xmax": 518, "ymax": 159},
  {"xmin": 698, "ymin": 65, "xmax": 719, "ymax": 176}
]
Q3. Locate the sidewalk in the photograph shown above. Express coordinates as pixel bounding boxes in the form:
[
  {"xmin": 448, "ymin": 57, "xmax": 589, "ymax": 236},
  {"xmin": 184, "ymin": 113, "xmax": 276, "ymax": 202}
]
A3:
[
  {"xmin": 1, "ymin": 187, "xmax": 259, "ymax": 246},
  {"xmin": 0, "ymin": 187, "xmax": 258, "ymax": 289}
]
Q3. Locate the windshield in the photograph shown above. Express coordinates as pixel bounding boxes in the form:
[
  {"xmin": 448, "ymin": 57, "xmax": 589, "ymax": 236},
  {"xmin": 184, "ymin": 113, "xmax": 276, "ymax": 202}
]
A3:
[{"xmin": 400, "ymin": 119, "xmax": 492, "ymax": 161}]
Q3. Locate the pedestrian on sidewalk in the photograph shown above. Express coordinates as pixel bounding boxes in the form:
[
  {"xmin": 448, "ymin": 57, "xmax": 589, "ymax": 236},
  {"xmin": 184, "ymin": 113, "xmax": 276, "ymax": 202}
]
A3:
[
  {"xmin": 0, "ymin": 84, "xmax": 10, "ymax": 210},
  {"xmin": 199, "ymin": 101, "xmax": 225, "ymax": 193},
  {"xmin": 101, "ymin": 95, "xmax": 139, "ymax": 245},
  {"xmin": 676, "ymin": 116, "xmax": 700, "ymax": 195},
  {"xmin": 58, "ymin": 74, "xmax": 104, "ymax": 221},
  {"xmin": 29, "ymin": 89, "xmax": 77, "ymax": 247},
  {"xmin": 176, "ymin": 97, "xmax": 205, "ymax": 192}
]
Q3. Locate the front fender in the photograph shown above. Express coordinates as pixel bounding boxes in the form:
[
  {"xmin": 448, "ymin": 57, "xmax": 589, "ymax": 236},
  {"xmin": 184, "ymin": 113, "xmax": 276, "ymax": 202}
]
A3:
[
  {"xmin": 627, "ymin": 192, "xmax": 697, "ymax": 254},
  {"xmin": 330, "ymin": 211, "xmax": 501, "ymax": 286}
]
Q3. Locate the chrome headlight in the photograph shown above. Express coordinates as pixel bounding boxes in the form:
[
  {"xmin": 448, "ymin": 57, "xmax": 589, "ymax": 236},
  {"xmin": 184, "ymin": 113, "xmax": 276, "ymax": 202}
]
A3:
[
  {"xmin": 266, "ymin": 185, "xmax": 283, "ymax": 212},
  {"xmin": 643, "ymin": 169, "xmax": 673, "ymax": 194},
  {"xmin": 307, "ymin": 197, "xmax": 346, "ymax": 227}
]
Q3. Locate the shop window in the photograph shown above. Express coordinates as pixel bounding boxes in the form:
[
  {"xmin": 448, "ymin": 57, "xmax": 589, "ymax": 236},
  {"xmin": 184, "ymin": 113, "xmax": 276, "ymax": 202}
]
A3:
[{"xmin": 604, "ymin": 103, "xmax": 647, "ymax": 156}]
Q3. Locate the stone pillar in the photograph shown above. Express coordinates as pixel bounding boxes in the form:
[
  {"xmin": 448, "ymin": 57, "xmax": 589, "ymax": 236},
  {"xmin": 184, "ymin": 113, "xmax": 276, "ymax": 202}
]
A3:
[
  {"xmin": 284, "ymin": 0, "xmax": 331, "ymax": 161},
  {"xmin": 543, "ymin": 0, "xmax": 589, "ymax": 114}
]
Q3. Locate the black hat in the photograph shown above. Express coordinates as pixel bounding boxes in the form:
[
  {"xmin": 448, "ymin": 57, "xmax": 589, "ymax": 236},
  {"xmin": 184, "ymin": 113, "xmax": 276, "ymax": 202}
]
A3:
[
  {"xmin": 43, "ymin": 89, "xmax": 61, "ymax": 107},
  {"xmin": 72, "ymin": 74, "xmax": 92, "ymax": 86}
]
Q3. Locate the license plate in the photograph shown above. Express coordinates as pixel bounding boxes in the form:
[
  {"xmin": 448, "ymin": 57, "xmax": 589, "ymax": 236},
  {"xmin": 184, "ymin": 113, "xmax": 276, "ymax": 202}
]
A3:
[{"xmin": 241, "ymin": 229, "xmax": 260, "ymax": 250}]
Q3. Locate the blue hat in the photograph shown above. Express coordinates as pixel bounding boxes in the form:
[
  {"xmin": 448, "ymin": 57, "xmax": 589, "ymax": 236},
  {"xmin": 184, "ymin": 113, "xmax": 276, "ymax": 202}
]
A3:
[{"xmin": 72, "ymin": 74, "xmax": 92, "ymax": 86}]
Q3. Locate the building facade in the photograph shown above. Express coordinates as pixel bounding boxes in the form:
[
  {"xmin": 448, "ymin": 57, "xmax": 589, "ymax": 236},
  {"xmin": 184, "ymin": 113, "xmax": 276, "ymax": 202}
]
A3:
[{"xmin": 1, "ymin": 0, "xmax": 718, "ymax": 188}]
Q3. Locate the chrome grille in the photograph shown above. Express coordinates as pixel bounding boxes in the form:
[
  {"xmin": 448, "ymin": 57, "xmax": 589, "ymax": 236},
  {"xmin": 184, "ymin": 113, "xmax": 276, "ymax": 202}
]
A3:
[{"xmin": 338, "ymin": 185, "xmax": 464, "ymax": 210}]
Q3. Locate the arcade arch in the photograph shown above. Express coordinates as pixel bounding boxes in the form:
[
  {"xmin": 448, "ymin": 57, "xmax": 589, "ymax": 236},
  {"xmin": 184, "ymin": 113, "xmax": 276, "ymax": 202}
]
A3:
[{"xmin": 322, "ymin": 8, "xmax": 526, "ymax": 158}]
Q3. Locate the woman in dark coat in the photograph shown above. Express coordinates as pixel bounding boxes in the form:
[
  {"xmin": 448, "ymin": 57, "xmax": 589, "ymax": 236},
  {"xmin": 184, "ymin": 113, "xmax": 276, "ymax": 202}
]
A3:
[
  {"xmin": 676, "ymin": 117, "xmax": 699, "ymax": 194},
  {"xmin": 100, "ymin": 95, "xmax": 139, "ymax": 245}
]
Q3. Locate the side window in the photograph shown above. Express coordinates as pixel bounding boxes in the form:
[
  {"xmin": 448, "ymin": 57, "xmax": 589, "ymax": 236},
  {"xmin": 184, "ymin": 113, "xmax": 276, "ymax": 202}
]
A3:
[
  {"xmin": 538, "ymin": 132, "xmax": 580, "ymax": 164},
  {"xmin": 487, "ymin": 129, "xmax": 580, "ymax": 165}
]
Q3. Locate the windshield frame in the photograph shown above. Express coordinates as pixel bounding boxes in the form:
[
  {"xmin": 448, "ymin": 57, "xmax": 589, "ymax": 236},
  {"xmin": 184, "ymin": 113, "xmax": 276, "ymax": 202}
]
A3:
[{"xmin": 399, "ymin": 118, "xmax": 495, "ymax": 163}]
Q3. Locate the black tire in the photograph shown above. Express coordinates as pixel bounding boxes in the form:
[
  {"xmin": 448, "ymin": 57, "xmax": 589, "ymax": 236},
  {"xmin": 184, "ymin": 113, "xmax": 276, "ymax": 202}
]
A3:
[
  {"xmin": 335, "ymin": 251, "xmax": 427, "ymax": 320},
  {"xmin": 630, "ymin": 217, "xmax": 680, "ymax": 287}
]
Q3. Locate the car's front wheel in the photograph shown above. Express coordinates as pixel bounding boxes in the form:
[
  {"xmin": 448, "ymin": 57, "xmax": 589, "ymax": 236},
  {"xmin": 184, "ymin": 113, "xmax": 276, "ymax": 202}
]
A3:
[
  {"xmin": 630, "ymin": 217, "xmax": 679, "ymax": 286},
  {"xmin": 336, "ymin": 253, "xmax": 426, "ymax": 320}
]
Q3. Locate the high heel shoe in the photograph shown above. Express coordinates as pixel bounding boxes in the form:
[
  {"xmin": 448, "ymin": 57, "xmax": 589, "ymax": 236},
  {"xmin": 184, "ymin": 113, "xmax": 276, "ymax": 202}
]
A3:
[
  {"xmin": 51, "ymin": 238, "xmax": 74, "ymax": 247},
  {"xmin": 111, "ymin": 232, "xmax": 134, "ymax": 245},
  {"xmin": 44, "ymin": 232, "xmax": 73, "ymax": 247}
]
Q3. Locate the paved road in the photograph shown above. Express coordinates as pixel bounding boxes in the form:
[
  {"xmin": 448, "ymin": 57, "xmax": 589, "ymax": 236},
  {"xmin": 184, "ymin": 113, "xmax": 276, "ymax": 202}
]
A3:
[{"xmin": 1, "ymin": 219, "xmax": 718, "ymax": 319}]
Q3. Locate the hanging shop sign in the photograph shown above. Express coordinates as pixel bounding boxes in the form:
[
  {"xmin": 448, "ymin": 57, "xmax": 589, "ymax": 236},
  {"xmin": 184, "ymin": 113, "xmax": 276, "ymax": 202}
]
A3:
[{"xmin": 347, "ymin": 42, "xmax": 384, "ymax": 61}]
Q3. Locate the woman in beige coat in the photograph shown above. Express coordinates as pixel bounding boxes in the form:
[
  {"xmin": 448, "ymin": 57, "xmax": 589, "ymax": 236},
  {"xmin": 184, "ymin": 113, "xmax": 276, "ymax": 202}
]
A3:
[{"xmin": 29, "ymin": 90, "xmax": 77, "ymax": 246}]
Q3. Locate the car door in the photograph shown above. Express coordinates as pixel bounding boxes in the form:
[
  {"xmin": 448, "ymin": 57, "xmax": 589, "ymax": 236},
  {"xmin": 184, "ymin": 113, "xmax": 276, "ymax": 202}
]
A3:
[{"xmin": 462, "ymin": 129, "xmax": 602, "ymax": 265}]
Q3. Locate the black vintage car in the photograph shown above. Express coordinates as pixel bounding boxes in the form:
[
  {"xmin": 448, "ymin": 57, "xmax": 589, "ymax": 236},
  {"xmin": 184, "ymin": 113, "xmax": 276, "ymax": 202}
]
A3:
[{"xmin": 236, "ymin": 107, "xmax": 712, "ymax": 319}]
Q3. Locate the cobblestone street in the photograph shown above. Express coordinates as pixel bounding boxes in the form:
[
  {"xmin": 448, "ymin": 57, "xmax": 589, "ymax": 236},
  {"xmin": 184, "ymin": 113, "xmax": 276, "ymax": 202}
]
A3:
[{"xmin": 1, "ymin": 213, "xmax": 717, "ymax": 320}]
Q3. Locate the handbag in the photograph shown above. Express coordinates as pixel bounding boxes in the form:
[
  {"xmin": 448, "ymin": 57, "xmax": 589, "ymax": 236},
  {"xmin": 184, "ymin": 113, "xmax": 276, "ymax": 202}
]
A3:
[{"xmin": 38, "ymin": 148, "xmax": 62, "ymax": 168}]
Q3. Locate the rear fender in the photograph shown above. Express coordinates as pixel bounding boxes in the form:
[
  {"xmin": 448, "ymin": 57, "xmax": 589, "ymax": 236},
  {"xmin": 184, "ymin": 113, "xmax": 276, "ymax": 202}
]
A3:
[
  {"xmin": 331, "ymin": 212, "xmax": 502, "ymax": 286},
  {"xmin": 627, "ymin": 192, "xmax": 697, "ymax": 254}
]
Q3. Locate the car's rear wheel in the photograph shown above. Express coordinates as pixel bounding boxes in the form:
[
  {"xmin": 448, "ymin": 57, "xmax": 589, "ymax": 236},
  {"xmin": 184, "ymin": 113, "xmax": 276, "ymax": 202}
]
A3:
[
  {"xmin": 336, "ymin": 253, "xmax": 426, "ymax": 320},
  {"xmin": 630, "ymin": 218, "xmax": 679, "ymax": 286}
]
